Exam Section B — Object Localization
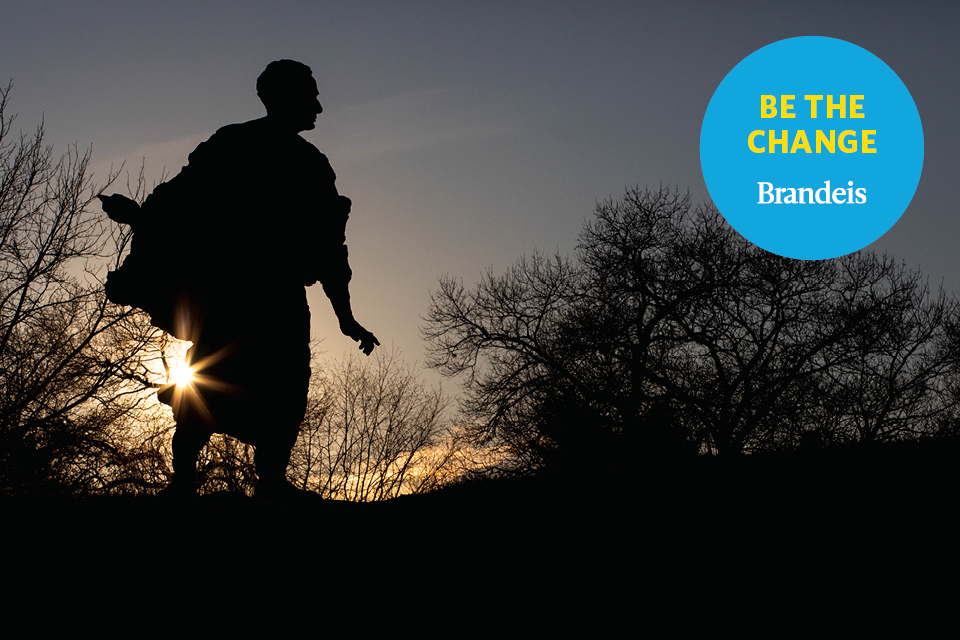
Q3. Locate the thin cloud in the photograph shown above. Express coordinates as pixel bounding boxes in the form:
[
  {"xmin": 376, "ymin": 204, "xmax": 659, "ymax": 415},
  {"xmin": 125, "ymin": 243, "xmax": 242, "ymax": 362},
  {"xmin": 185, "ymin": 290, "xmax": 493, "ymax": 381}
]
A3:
[{"xmin": 326, "ymin": 86, "xmax": 521, "ymax": 164}]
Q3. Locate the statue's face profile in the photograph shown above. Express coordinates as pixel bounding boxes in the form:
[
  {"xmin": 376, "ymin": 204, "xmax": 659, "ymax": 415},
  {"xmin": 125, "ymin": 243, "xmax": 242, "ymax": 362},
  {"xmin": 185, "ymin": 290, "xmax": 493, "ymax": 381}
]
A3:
[{"xmin": 269, "ymin": 75, "xmax": 323, "ymax": 132}]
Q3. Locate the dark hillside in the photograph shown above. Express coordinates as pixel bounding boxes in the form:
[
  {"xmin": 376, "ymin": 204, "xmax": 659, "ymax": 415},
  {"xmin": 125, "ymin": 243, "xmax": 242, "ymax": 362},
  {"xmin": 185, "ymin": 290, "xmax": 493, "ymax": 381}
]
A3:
[{"xmin": 6, "ymin": 438, "xmax": 958, "ymax": 570}]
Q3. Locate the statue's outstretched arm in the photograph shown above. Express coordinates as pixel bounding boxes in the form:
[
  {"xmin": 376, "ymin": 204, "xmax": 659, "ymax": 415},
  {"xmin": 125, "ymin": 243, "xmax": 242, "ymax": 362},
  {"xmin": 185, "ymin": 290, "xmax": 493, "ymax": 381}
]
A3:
[
  {"xmin": 314, "ymin": 197, "xmax": 378, "ymax": 355},
  {"xmin": 321, "ymin": 265, "xmax": 379, "ymax": 356}
]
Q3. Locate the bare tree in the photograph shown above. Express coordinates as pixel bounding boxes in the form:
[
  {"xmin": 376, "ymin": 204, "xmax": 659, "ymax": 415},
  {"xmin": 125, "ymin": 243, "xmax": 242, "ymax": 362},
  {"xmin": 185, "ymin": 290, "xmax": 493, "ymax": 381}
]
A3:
[
  {"xmin": 816, "ymin": 255, "xmax": 960, "ymax": 445},
  {"xmin": 423, "ymin": 251, "xmax": 583, "ymax": 469},
  {"xmin": 423, "ymin": 185, "xmax": 954, "ymax": 467},
  {"xmin": 0, "ymin": 82, "xmax": 166, "ymax": 494},
  {"xmin": 289, "ymin": 348, "xmax": 459, "ymax": 501},
  {"xmin": 422, "ymin": 187, "xmax": 724, "ymax": 467}
]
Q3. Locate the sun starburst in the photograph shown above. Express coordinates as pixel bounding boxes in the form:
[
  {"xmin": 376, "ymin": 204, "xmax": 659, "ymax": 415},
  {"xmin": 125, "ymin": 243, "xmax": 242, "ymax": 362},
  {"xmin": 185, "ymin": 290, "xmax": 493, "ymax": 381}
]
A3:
[{"xmin": 169, "ymin": 360, "xmax": 196, "ymax": 387}]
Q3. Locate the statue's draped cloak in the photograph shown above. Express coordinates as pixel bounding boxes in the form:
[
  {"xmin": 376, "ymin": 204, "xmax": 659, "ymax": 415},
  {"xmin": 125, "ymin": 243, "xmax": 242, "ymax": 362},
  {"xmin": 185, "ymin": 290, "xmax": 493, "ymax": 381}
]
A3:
[{"xmin": 146, "ymin": 118, "xmax": 348, "ymax": 443}]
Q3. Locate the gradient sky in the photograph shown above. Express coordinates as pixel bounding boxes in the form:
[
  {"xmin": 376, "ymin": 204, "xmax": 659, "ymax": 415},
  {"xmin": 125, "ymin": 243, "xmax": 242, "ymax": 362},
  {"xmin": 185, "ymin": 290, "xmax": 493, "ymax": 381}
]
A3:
[{"xmin": 4, "ymin": 1, "xmax": 958, "ymax": 390}]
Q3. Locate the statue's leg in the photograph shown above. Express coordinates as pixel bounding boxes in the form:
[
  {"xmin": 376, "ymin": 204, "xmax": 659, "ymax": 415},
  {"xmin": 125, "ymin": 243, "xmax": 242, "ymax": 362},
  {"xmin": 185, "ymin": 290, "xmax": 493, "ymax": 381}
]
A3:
[
  {"xmin": 166, "ymin": 421, "xmax": 211, "ymax": 495},
  {"xmin": 254, "ymin": 450, "xmax": 289, "ymax": 490},
  {"xmin": 254, "ymin": 338, "xmax": 311, "ymax": 499},
  {"xmin": 253, "ymin": 421, "xmax": 300, "ymax": 495},
  {"xmin": 251, "ymin": 289, "xmax": 312, "ymax": 499}
]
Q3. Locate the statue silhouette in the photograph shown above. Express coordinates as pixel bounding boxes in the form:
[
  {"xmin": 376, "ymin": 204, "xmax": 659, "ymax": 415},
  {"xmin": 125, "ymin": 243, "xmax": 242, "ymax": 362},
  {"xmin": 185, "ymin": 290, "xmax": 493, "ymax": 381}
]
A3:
[{"xmin": 100, "ymin": 60, "xmax": 379, "ymax": 499}]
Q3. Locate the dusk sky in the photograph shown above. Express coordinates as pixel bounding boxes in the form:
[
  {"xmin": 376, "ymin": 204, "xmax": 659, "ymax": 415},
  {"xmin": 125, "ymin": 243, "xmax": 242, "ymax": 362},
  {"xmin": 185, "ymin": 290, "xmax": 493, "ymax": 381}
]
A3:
[{"xmin": 4, "ymin": 1, "xmax": 958, "ymax": 388}]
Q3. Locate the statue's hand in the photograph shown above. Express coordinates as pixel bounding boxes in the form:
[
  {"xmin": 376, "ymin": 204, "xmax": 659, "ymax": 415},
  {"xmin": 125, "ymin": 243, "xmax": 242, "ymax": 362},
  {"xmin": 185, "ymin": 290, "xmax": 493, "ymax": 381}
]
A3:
[
  {"xmin": 340, "ymin": 318, "xmax": 379, "ymax": 356},
  {"xmin": 98, "ymin": 193, "xmax": 141, "ymax": 227}
]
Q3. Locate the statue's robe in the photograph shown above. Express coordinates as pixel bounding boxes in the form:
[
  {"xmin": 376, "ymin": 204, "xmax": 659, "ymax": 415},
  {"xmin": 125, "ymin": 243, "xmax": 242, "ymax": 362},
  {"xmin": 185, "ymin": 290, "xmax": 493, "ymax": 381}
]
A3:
[{"xmin": 139, "ymin": 117, "xmax": 352, "ymax": 447}]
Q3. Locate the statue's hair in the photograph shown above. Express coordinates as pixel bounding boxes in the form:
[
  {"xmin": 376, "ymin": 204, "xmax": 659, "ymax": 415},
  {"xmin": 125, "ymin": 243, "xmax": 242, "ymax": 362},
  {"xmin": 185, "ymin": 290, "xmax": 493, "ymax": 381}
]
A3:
[{"xmin": 257, "ymin": 60, "xmax": 314, "ymax": 107}]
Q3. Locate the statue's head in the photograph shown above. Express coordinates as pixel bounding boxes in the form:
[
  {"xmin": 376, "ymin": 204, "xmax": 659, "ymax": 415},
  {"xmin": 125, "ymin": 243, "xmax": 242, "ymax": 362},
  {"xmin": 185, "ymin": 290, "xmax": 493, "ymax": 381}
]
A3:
[{"xmin": 257, "ymin": 60, "xmax": 322, "ymax": 132}]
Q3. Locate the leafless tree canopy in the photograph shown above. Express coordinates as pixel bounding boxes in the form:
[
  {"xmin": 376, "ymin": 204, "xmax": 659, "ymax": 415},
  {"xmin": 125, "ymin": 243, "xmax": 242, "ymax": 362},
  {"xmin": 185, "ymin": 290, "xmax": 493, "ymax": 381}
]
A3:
[
  {"xmin": 0, "ymin": 82, "xmax": 168, "ymax": 494},
  {"xmin": 289, "ymin": 348, "xmax": 460, "ymax": 501},
  {"xmin": 424, "ymin": 186, "xmax": 960, "ymax": 469}
]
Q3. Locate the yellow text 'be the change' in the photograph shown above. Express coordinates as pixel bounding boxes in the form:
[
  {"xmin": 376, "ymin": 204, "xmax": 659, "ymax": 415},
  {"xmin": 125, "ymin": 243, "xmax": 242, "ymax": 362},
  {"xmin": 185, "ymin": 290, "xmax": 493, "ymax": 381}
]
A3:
[{"xmin": 748, "ymin": 95, "xmax": 876, "ymax": 154}]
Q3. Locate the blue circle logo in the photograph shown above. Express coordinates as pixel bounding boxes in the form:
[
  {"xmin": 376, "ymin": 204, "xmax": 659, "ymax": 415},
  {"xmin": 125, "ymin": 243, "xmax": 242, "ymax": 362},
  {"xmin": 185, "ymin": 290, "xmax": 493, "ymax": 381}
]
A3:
[{"xmin": 700, "ymin": 37, "xmax": 923, "ymax": 260}]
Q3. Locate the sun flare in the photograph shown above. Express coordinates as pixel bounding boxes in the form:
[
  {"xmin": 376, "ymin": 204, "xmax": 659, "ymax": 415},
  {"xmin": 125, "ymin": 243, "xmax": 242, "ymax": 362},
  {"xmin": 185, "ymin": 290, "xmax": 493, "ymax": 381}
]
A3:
[{"xmin": 169, "ymin": 361, "xmax": 196, "ymax": 387}]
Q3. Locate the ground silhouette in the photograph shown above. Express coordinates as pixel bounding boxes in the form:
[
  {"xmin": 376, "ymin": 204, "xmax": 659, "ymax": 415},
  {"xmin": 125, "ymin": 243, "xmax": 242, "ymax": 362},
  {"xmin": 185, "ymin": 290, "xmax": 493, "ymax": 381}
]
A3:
[{"xmin": 6, "ymin": 439, "xmax": 957, "ymax": 571}]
